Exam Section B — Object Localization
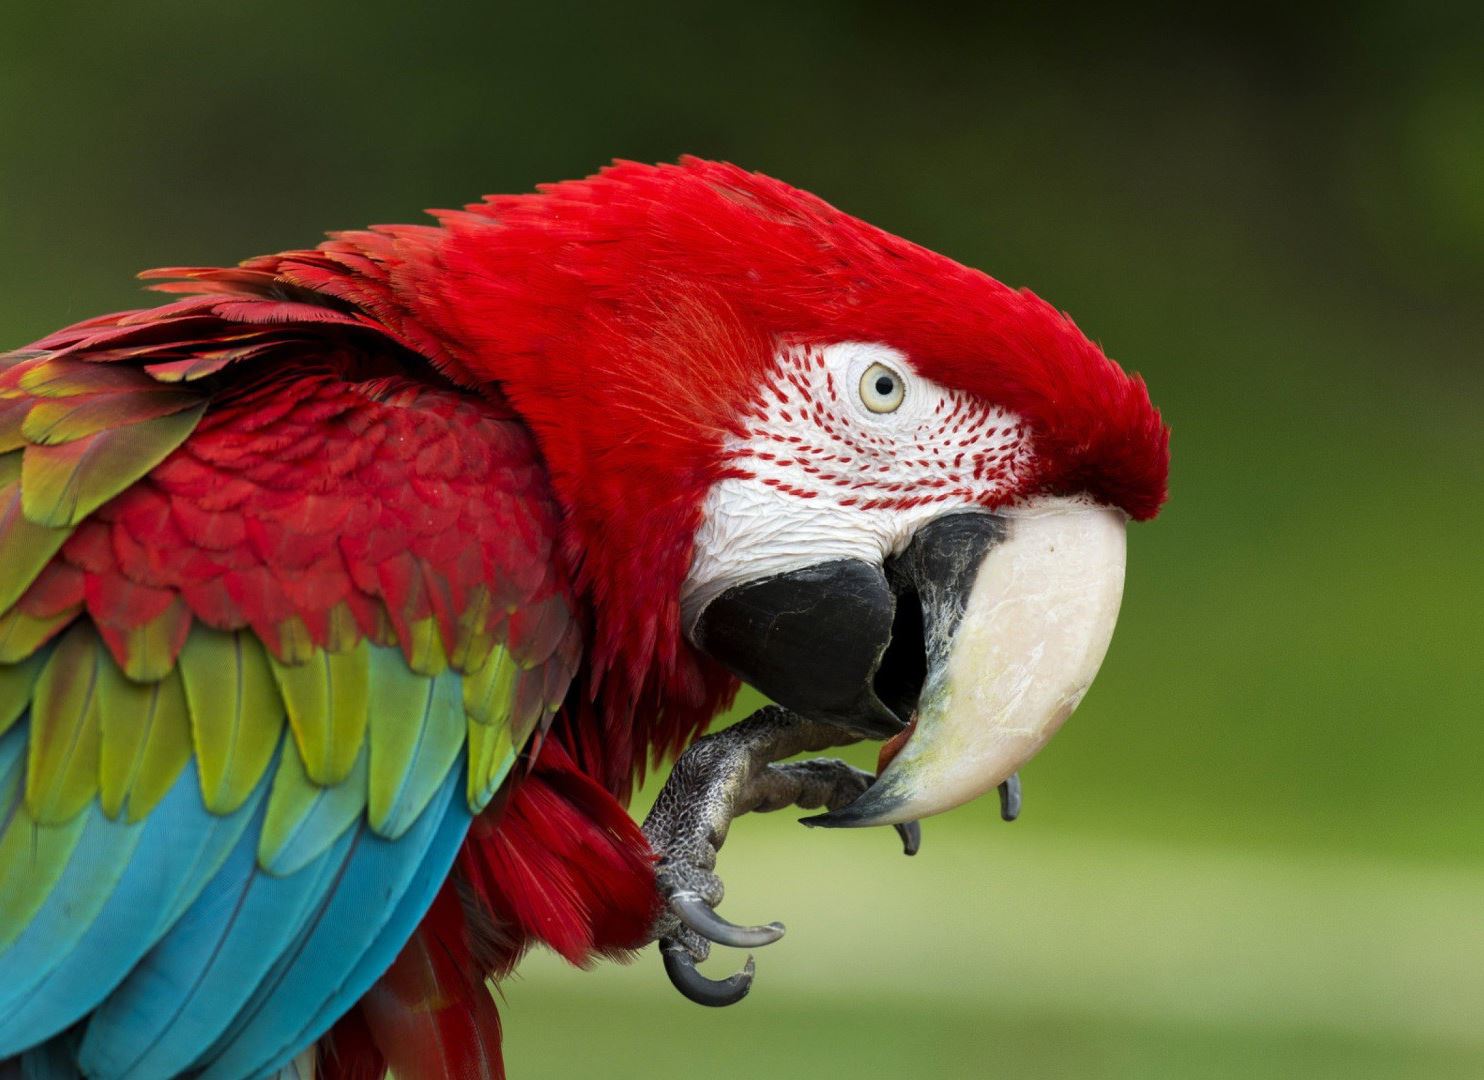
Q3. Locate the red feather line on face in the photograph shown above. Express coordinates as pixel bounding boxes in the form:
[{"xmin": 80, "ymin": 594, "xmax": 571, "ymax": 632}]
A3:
[{"xmin": 731, "ymin": 343, "xmax": 1031, "ymax": 512}]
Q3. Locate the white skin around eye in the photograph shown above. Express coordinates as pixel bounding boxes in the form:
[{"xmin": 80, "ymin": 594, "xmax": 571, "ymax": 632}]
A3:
[{"xmin": 681, "ymin": 341, "xmax": 1032, "ymax": 633}]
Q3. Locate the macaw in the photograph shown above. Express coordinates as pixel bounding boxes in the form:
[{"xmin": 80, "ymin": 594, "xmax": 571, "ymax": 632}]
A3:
[{"xmin": 0, "ymin": 158, "xmax": 1167, "ymax": 1078}]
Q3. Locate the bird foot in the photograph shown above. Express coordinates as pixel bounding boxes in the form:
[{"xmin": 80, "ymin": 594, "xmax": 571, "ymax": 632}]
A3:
[{"xmin": 641, "ymin": 706, "xmax": 919, "ymax": 1007}]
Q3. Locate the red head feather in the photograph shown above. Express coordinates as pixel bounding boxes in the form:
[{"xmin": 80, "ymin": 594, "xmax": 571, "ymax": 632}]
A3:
[
  {"xmin": 183, "ymin": 158, "xmax": 1168, "ymax": 793},
  {"xmin": 399, "ymin": 158, "xmax": 1168, "ymax": 781}
]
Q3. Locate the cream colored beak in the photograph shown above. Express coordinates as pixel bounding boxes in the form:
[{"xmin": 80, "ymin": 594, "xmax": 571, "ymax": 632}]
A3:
[{"xmin": 810, "ymin": 497, "xmax": 1127, "ymax": 827}]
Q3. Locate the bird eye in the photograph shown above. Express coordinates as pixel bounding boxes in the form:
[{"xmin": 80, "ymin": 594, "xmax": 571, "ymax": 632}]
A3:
[{"xmin": 859, "ymin": 363, "xmax": 905, "ymax": 414}]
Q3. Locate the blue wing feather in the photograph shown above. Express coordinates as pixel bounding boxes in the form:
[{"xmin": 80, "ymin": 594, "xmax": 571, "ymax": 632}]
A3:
[
  {"xmin": 76, "ymin": 753, "xmax": 361, "ymax": 1079},
  {"xmin": 245, "ymin": 759, "xmax": 474, "ymax": 1078},
  {"xmin": 260, "ymin": 744, "xmax": 370, "ymax": 876},
  {"xmin": 0, "ymin": 690, "xmax": 480, "ymax": 1078},
  {"xmin": 0, "ymin": 757, "xmax": 263, "ymax": 1056},
  {"xmin": 0, "ymin": 791, "xmax": 145, "ymax": 1025},
  {"xmin": 196, "ymin": 756, "xmax": 471, "ymax": 1079}
]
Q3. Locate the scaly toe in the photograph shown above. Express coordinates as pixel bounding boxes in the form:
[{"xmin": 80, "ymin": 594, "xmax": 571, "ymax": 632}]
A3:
[{"xmin": 671, "ymin": 890, "xmax": 785, "ymax": 948}]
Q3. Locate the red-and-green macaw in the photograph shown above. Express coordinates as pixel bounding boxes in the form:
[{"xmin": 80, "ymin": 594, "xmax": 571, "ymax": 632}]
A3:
[{"xmin": 0, "ymin": 158, "xmax": 1167, "ymax": 1078}]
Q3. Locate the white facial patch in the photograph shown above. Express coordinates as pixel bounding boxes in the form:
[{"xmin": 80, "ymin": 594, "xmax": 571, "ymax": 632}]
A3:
[{"xmin": 681, "ymin": 341, "xmax": 1031, "ymax": 633}]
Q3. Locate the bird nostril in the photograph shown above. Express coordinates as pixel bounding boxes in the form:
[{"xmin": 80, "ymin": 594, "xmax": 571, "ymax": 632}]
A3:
[{"xmin": 872, "ymin": 585, "xmax": 926, "ymax": 725}]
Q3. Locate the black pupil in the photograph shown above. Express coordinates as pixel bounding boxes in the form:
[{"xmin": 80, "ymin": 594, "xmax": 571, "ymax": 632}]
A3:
[{"xmin": 874, "ymin": 375, "xmax": 895, "ymax": 396}]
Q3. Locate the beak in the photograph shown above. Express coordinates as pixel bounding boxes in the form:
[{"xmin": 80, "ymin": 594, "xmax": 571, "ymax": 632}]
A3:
[
  {"xmin": 691, "ymin": 557, "xmax": 906, "ymax": 741},
  {"xmin": 691, "ymin": 496, "xmax": 1127, "ymax": 827}
]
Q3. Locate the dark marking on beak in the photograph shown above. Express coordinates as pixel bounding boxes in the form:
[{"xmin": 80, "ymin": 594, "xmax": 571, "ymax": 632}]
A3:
[
  {"xmin": 799, "ymin": 787, "xmax": 910, "ymax": 828},
  {"xmin": 884, "ymin": 511, "xmax": 1007, "ymax": 669},
  {"xmin": 692, "ymin": 513, "xmax": 1006, "ymax": 750},
  {"xmin": 799, "ymin": 512, "xmax": 1010, "ymax": 828}
]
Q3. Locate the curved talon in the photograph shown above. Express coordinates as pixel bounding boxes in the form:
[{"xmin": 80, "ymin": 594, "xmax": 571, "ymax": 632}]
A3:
[
  {"xmin": 998, "ymin": 773, "xmax": 1022, "ymax": 822},
  {"xmin": 895, "ymin": 820, "xmax": 921, "ymax": 856},
  {"xmin": 671, "ymin": 890, "xmax": 785, "ymax": 948},
  {"xmin": 662, "ymin": 944, "xmax": 755, "ymax": 1007}
]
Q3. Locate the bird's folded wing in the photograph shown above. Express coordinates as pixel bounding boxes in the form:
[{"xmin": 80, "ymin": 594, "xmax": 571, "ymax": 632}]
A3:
[{"xmin": 0, "ymin": 284, "xmax": 579, "ymax": 1078}]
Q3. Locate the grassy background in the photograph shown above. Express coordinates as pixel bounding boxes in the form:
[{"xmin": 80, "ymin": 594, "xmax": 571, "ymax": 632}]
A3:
[{"xmin": 3, "ymin": 4, "xmax": 1480, "ymax": 1076}]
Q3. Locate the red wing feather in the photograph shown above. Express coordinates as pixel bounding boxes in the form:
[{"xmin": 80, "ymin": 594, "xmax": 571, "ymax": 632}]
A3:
[{"xmin": 0, "ymin": 238, "xmax": 658, "ymax": 1078}]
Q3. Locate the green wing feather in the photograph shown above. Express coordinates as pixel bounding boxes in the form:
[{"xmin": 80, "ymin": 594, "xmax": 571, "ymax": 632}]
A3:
[
  {"xmin": 0, "ymin": 651, "xmax": 43, "ymax": 739},
  {"xmin": 113, "ymin": 597, "xmax": 193, "ymax": 682},
  {"xmin": 21, "ymin": 389, "xmax": 204, "ymax": 446},
  {"xmin": 27, "ymin": 623, "xmax": 105, "ymax": 823},
  {"xmin": 268, "ymin": 641, "xmax": 371, "ymax": 787},
  {"xmin": 0, "ymin": 336, "xmax": 580, "ymax": 886},
  {"xmin": 0, "ymin": 794, "xmax": 87, "ymax": 952},
  {"xmin": 462, "ymin": 645, "xmax": 520, "ymax": 727},
  {"xmin": 404, "ymin": 616, "xmax": 450, "ymax": 677},
  {"xmin": 367, "ymin": 653, "xmax": 467, "ymax": 838},
  {"xmin": 259, "ymin": 742, "xmax": 370, "ymax": 875},
  {"xmin": 21, "ymin": 402, "xmax": 206, "ymax": 528},
  {"xmin": 3, "ymin": 617, "xmax": 569, "ymax": 869},
  {"xmin": 466, "ymin": 720, "xmax": 518, "ymax": 813},
  {"xmin": 449, "ymin": 586, "xmax": 497, "ymax": 672},
  {"xmin": 0, "ymin": 454, "xmax": 74, "ymax": 613},
  {"xmin": 13, "ymin": 357, "xmax": 146, "ymax": 397},
  {"xmin": 97, "ymin": 662, "xmax": 192, "ymax": 823},
  {"xmin": 178, "ymin": 628, "xmax": 286, "ymax": 815},
  {"xmin": 0, "ymin": 605, "xmax": 79, "ymax": 665},
  {"xmin": 0, "ymin": 401, "xmax": 28, "ymax": 454}
]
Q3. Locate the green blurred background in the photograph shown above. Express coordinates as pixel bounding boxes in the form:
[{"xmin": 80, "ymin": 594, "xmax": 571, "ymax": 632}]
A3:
[{"xmin": 2, "ymin": 4, "xmax": 1480, "ymax": 1076}]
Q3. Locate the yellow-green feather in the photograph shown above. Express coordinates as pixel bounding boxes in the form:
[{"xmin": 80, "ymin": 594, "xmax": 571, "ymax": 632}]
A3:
[
  {"xmin": 461, "ymin": 645, "xmax": 519, "ymax": 727},
  {"xmin": 0, "ymin": 453, "xmax": 75, "ymax": 614},
  {"xmin": 15, "ymin": 358, "xmax": 143, "ymax": 398},
  {"xmin": 0, "ymin": 651, "xmax": 43, "ymax": 739},
  {"xmin": 323, "ymin": 603, "xmax": 362, "ymax": 655},
  {"xmin": 115, "ymin": 598, "xmax": 190, "ymax": 682},
  {"xmin": 366, "ymin": 652, "xmax": 465, "ymax": 839},
  {"xmin": 0, "ymin": 787, "xmax": 87, "ymax": 952},
  {"xmin": 97, "ymin": 659, "xmax": 191, "ymax": 823},
  {"xmin": 26, "ymin": 623, "xmax": 104, "ymax": 823},
  {"xmin": 465, "ymin": 718, "xmax": 516, "ymax": 814},
  {"xmin": 405, "ymin": 616, "xmax": 449, "ymax": 677},
  {"xmin": 0, "ymin": 401, "xmax": 27, "ymax": 455},
  {"xmin": 449, "ymin": 586, "xmax": 495, "ymax": 673},
  {"xmin": 268, "ymin": 641, "xmax": 370, "ymax": 787},
  {"xmin": 21, "ymin": 401, "xmax": 206, "ymax": 528},
  {"xmin": 179, "ymin": 627, "xmax": 284, "ymax": 814},
  {"xmin": 20, "ymin": 390, "xmax": 203, "ymax": 446},
  {"xmin": 0, "ymin": 605, "xmax": 78, "ymax": 665},
  {"xmin": 273, "ymin": 615, "xmax": 317, "ymax": 664},
  {"xmin": 258, "ymin": 742, "xmax": 369, "ymax": 876}
]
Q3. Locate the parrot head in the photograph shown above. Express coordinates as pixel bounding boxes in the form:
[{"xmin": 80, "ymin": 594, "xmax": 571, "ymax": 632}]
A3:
[{"xmin": 421, "ymin": 157, "xmax": 1168, "ymax": 820}]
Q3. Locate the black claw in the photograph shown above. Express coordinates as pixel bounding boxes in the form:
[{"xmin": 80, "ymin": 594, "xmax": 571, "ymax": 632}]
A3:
[
  {"xmin": 662, "ymin": 944, "xmax": 755, "ymax": 1007},
  {"xmin": 999, "ymin": 773, "xmax": 1022, "ymax": 822},
  {"xmin": 895, "ymin": 820, "xmax": 921, "ymax": 856},
  {"xmin": 671, "ymin": 891, "xmax": 785, "ymax": 948}
]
